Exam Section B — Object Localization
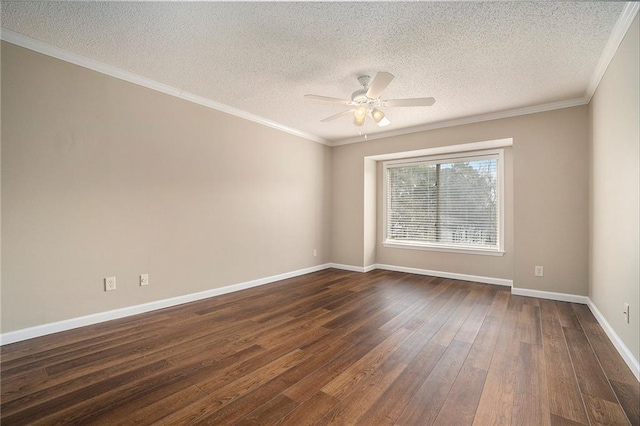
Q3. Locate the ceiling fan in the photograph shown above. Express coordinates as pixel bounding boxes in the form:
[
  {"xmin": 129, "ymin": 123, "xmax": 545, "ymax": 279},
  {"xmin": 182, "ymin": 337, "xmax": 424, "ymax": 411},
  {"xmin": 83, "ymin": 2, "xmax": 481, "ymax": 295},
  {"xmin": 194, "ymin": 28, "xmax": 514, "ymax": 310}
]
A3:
[{"xmin": 304, "ymin": 72, "xmax": 435, "ymax": 128}]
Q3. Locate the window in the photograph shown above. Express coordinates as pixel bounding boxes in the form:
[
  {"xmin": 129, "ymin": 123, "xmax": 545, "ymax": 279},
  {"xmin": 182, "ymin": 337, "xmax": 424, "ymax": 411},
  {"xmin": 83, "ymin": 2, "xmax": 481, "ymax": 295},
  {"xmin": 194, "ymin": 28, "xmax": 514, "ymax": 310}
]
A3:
[{"xmin": 383, "ymin": 150, "xmax": 504, "ymax": 255}]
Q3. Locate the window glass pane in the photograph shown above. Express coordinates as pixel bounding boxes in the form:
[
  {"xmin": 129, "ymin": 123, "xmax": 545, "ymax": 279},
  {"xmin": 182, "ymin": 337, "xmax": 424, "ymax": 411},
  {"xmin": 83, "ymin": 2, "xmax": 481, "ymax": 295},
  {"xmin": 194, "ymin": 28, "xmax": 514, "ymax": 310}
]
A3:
[{"xmin": 386, "ymin": 155, "xmax": 499, "ymax": 250}]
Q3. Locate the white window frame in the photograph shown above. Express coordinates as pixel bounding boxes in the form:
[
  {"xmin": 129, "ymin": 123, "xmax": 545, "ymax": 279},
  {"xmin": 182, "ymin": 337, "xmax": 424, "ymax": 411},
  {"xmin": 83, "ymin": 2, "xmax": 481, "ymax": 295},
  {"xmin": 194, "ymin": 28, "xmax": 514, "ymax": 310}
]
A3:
[{"xmin": 382, "ymin": 149, "xmax": 505, "ymax": 256}]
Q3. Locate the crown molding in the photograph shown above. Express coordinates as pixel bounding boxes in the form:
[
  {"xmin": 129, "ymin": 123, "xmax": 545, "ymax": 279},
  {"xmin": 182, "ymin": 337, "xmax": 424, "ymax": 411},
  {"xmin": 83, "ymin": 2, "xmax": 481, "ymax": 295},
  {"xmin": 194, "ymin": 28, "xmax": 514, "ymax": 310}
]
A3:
[
  {"xmin": 584, "ymin": 2, "xmax": 639, "ymax": 102},
  {"xmin": 0, "ymin": 29, "xmax": 331, "ymax": 146},
  {"xmin": 331, "ymin": 97, "xmax": 587, "ymax": 147}
]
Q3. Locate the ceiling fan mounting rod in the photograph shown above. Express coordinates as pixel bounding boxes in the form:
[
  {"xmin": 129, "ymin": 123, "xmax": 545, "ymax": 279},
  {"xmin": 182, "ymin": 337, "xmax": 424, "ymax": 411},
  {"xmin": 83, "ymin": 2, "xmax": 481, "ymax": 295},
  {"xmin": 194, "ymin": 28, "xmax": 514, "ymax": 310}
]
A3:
[{"xmin": 357, "ymin": 75, "xmax": 371, "ymax": 88}]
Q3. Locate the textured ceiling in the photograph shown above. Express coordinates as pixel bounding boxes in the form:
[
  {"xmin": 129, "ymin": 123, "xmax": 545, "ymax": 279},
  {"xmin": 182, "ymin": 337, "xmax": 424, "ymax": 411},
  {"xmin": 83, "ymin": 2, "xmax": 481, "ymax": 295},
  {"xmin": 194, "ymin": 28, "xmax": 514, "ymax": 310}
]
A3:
[{"xmin": 0, "ymin": 2, "xmax": 627, "ymax": 143}]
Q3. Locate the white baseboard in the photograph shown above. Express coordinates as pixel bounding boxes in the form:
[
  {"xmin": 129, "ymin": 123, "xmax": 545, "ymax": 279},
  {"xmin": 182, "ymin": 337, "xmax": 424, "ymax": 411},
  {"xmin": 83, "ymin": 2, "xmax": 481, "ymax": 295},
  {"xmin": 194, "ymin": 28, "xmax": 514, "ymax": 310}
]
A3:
[
  {"xmin": 329, "ymin": 262, "xmax": 512, "ymax": 287},
  {"xmin": 587, "ymin": 299, "xmax": 640, "ymax": 381},
  {"xmin": 327, "ymin": 263, "xmax": 370, "ymax": 273},
  {"xmin": 510, "ymin": 287, "xmax": 589, "ymax": 304},
  {"xmin": 0, "ymin": 263, "xmax": 332, "ymax": 346},
  {"xmin": 374, "ymin": 263, "xmax": 513, "ymax": 287},
  {"xmin": 363, "ymin": 264, "xmax": 377, "ymax": 273}
]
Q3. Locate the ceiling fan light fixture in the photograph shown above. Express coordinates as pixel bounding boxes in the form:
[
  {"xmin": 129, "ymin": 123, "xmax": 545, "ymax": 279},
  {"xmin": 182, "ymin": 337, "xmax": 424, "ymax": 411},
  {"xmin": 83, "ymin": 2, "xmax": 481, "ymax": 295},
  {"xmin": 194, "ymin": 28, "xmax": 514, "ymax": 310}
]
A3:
[
  {"xmin": 353, "ymin": 106, "xmax": 367, "ymax": 126},
  {"xmin": 371, "ymin": 108, "xmax": 385, "ymax": 123}
]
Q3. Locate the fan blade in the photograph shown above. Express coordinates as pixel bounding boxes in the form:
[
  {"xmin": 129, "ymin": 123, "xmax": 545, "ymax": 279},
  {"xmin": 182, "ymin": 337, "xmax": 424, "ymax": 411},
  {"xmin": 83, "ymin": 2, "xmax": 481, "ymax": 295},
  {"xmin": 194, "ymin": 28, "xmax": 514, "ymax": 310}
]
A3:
[
  {"xmin": 375, "ymin": 116, "xmax": 391, "ymax": 127},
  {"xmin": 321, "ymin": 109, "xmax": 354, "ymax": 122},
  {"xmin": 366, "ymin": 72, "xmax": 394, "ymax": 98},
  {"xmin": 382, "ymin": 97, "xmax": 436, "ymax": 107},
  {"xmin": 304, "ymin": 94, "xmax": 351, "ymax": 105}
]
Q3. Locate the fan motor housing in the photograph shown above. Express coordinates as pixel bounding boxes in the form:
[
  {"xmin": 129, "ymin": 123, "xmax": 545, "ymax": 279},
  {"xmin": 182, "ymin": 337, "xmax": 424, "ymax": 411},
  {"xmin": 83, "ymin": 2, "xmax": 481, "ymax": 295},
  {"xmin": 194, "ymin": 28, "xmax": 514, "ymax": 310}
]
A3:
[{"xmin": 351, "ymin": 88, "xmax": 368, "ymax": 103}]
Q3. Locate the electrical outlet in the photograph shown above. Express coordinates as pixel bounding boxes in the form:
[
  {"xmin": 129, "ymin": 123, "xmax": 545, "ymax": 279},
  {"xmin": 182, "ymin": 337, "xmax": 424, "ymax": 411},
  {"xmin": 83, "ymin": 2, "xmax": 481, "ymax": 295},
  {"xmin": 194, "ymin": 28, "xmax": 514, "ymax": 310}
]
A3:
[
  {"xmin": 534, "ymin": 266, "xmax": 544, "ymax": 277},
  {"xmin": 140, "ymin": 274, "xmax": 149, "ymax": 286},
  {"xmin": 624, "ymin": 303, "xmax": 630, "ymax": 324},
  {"xmin": 104, "ymin": 276, "xmax": 117, "ymax": 291},
  {"xmin": 313, "ymin": 249, "xmax": 317, "ymax": 257}
]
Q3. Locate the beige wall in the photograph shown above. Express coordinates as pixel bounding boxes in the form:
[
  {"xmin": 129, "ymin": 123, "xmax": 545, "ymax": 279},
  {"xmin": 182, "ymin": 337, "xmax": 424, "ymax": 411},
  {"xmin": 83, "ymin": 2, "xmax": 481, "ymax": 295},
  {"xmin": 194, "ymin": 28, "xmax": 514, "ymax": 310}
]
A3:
[
  {"xmin": 1, "ymin": 43, "xmax": 332, "ymax": 333},
  {"xmin": 588, "ymin": 14, "xmax": 639, "ymax": 362},
  {"xmin": 331, "ymin": 106, "xmax": 589, "ymax": 295},
  {"xmin": 0, "ymin": 41, "xmax": 3, "ymax": 333}
]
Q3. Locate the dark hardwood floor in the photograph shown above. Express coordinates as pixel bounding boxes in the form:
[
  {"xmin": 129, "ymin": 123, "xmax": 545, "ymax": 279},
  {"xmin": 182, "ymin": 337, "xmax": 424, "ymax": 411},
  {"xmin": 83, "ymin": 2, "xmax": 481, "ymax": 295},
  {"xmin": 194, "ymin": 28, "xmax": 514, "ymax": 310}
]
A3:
[{"xmin": 1, "ymin": 268, "xmax": 638, "ymax": 425}]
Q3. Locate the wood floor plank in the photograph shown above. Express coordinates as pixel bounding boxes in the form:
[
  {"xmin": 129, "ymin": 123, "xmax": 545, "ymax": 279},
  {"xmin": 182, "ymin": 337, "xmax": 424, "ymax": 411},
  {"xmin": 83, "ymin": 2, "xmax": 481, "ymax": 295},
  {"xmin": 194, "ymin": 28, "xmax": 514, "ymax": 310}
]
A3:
[
  {"xmin": 99, "ymin": 384, "xmax": 207, "ymax": 426},
  {"xmin": 2, "ymin": 359, "xmax": 172, "ymax": 425},
  {"xmin": 610, "ymin": 380, "xmax": 640, "ymax": 426},
  {"xmin": 357, "ymin": 341, "xmax": 448, "ymax": 425},
  {"xmin": 572, "ymin": 304, "xmax": 639, "ymax": 425},
  {"xmin": 38, "ymin": 313, "xmax": 251, "ymax": 377},
  {"xmin": 236, "ymin": 394, "xmax": 299, "ymax": 426},
  {"xmin": 512, "ymin": 342, "xmax": 551, "ymax": 426},
  {"xmin": 465, "ymin": 314, "xmax": 505, "ymax": 372},
  {"xmin": 2, "ymin": 269, "xmax": 636, "ymax": 426},
  {"xmin": 200, "ymin": 348, "xmax": 309, "ymax": 398},
  {"xmin": 126, "ymin": 385, "xmax": 214, "ymax": 424},
  {"xmin": 150, "ymin": 391, "xmax": 221, "ymax": 425},
  {"xmin": 0, "ymin": 320, "xmax": 170, "ymax": 374},
  {"xmin": 395, "ymin": 339, "xmax": 473, "ymax": 425},
  {"xmin": 493, "ymin": 295, "xmax": 524, "ymax": 357},
  {"xmin": 279, "ymin": 391, "xmax": 338, "ymax": 426},
  {"xmin": 398, "ymin": 286, "xmax": 468, "ymax": 346},
  {"xmin": 155, "ymin": 349, "xmax": 309, "ymax": 425},
  {"xmin": 563, "ymin": 326, "xmax": 618, "ymax": 402},
  {"xmin": 434, "ymin": 364, "xmax": 487, "ymax": 425},
  {"xmin": 519, "ymin": 303, "xmax": 542, "ymax": 345},
  {"xmin": 541, "ymin": 315, "xmax": 590, "ymax": 425},
  {"xmin": 555, "ymin": 301, "xmax": 583, "ymax": 330},
  {"xmin": 453, "ymin": 298, "xmax": 491, "ymax": 344},
  {"xmin": 539, "ymin": 298, "xmax": 561, "ymax": 322},
  {"xmin": 191, "ymin": 334, "xmax": 348, "ymax": 425},
  {"xmin": 2, "ymin": 315, "xmax": 270, "ymax": 410},
  {"xmin": 321, "ymin": 328, "xmax": 412, "ymax": 399},
  {"xmin": 316, "ymin": 359, "xmax": 407, "ymax": 425},
  {"xmin": 486, "ymin": 289, "xmax": 511, "ymax": 318},
  {"xmin": 572, "ymin": 305, "xmax": 635, "ymax": 384},
  {"xmin": 90, "ymin": 345, "xmax": 267, "ymax": 425},
  {"xmin": 473, "ymin": 349, "xmax": 519, "ymax": 425},
  {"xmin": 281, "ymin": 342, "xmax": 370, "ymax": 404},
  {"xmin": 0, "ymin": 313, "xmax": 173, "ymax": 364},
  {"xmin": 550, "ymin": 414, "xmax": 589, "ymax": 425},
  {"xmin": 581, "ymin": 393, "xmax": 631, "ymax": 426},
  {"xmin": 378, "ymin": 279, "xmax": 452, "ymax": 332},
  {"xmin": 430, "ymin": 290, "xmax": 480, "ymax": 346}
]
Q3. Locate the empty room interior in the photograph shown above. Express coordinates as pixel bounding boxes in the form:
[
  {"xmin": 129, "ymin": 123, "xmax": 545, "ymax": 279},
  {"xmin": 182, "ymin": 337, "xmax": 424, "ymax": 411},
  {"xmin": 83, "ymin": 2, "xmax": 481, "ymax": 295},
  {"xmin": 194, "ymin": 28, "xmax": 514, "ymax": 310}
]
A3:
[{"xmin": 1, "ymin": 2, "xmax": 639, "ymax": 425}]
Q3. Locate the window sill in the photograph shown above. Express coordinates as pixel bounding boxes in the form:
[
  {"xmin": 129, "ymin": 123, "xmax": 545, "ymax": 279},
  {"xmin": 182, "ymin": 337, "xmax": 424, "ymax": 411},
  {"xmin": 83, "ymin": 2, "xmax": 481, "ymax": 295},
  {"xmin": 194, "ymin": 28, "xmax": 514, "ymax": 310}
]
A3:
[{"xmin": 382, "ymin": 241, "xmax": 505, "ymax": 256}]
